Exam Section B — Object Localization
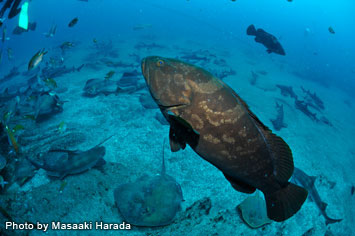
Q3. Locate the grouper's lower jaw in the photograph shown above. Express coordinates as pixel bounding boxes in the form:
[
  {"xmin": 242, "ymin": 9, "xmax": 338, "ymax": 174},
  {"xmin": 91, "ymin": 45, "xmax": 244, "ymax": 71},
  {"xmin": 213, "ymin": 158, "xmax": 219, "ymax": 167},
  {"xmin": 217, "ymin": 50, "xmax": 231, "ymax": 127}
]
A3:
[{"xmin": 158, "ymin": 103, "xmax": 188, "ymax": 110}]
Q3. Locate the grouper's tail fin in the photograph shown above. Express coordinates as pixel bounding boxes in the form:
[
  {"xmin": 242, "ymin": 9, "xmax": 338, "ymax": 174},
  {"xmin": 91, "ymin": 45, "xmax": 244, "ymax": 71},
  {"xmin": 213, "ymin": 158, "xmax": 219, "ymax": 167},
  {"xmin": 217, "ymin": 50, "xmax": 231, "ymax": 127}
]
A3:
[
  {"xmin": 247, "ymin": 24, "xmax": 257, "ymax": 36},
  {"xmin": 265, "ymin": 183, "xmax": 308, "ymax": 222}
]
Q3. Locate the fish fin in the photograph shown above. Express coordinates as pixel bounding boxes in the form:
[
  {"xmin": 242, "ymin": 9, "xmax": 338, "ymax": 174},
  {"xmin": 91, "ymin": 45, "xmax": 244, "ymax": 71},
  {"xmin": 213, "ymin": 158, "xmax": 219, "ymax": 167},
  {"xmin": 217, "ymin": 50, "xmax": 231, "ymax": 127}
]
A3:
[
  {"xmin": 168, "ymin": 114, "xmax": 199, "ymax": 151},
  {"xmin": 325, "ymin": 216, "xmax": 342, "ymax": 225},
  {"xmin": 94, "ymin": 157, "xmax": 106, "ymax": 167},
  {"xmin": 169, "ymin": 125, "xmax": 185, "ymax": 152},
  {"xmin": 265, "ymin": 132, "xmax": 294, "ymax": 182},
  {"xmin": 265, "ymin": 182, "xmax": 308, "ymax": 222},
  {"xmin": 320, "ymin": 201, "xmax": 328, "ymax": 211},
  {"xmin": 247, "ymin": 24, "xmax": 256, "ymax": 36},
  {"xmin": 223, "ymin": 172, "xmax": 256, "ymax": 194},
  {"xmin": 310, "ymin": 176, "xmax": 317, "ymax": 186}
]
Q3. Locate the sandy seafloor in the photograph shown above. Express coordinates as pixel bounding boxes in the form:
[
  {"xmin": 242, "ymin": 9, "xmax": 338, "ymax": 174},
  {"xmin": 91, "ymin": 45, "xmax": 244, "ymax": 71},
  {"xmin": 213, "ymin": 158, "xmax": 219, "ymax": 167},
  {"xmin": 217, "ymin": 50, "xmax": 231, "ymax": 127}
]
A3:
[{"xmin": 0, "ymin": 36, "xmax": 354, "ymax": 236}]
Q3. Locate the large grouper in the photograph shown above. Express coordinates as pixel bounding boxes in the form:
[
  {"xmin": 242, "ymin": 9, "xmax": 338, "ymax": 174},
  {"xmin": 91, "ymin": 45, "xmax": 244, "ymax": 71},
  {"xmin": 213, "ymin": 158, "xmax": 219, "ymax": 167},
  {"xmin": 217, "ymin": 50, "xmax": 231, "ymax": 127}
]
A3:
[{"xmin": 141, "ymin": 56, "xmax": 308, "ymax": 222}]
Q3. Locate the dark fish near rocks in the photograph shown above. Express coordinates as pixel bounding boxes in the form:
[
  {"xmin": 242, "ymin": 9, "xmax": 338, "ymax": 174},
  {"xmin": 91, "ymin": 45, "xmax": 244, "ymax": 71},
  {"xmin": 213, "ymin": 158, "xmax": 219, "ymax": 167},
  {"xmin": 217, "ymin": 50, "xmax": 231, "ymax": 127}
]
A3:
[
  {"xmin": 291, "ymin": 167, "xmax": 342, "ymax": 225},
  {"xmin": 83, "ymin": 78, "xmax": 119, "ymax": 97},
  {"xmin": 141, "ymin": 56, "xmax": 307, "ymax": 222},
  {"xmin": 28, "ymin": 136, "xmax": 112, "ymax": 179},
  {"xmin": 247, "ymin": 24, "xmax": 286, "ymax": 55}
]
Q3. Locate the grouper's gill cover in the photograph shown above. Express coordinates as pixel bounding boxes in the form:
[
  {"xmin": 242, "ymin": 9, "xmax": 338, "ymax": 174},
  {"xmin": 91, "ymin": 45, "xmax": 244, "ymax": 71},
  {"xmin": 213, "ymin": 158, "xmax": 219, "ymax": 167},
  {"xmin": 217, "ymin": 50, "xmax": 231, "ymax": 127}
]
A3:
[{"xmin": 141, "ymin": 56, "xmax": 308, "ymax": 222}]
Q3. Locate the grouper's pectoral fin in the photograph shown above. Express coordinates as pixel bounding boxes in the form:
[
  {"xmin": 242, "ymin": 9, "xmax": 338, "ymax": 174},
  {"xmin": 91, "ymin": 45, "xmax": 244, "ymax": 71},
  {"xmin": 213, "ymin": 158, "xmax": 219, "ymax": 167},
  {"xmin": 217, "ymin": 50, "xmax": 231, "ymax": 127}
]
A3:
[
  {"xmin": 169, "ymin": 126, "xmax": 186, "ymax": 152},
  {"xmin": 223, "ymin": 172, "xmax": 256, "ymax": 194},
  {"xmin": 167, "ymin": 114, "xmax": 199, "ymax": 152}
]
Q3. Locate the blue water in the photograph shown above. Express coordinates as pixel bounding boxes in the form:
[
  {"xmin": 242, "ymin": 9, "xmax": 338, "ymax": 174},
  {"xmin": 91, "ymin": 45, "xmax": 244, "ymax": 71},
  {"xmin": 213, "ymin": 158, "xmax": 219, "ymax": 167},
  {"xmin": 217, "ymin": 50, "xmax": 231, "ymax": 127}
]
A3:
[
  {"xmin": 2, "ymin": 0, "xmax": 354, "ymax": 93},
  {"xmin": 0, "ymin": 0, "xmax": 354, "ymax": 235}
]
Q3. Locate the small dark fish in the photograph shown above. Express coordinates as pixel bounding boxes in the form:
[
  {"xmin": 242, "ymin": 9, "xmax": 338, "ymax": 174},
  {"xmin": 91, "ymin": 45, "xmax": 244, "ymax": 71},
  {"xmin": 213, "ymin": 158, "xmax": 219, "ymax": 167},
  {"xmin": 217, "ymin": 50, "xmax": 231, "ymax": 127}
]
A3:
[
  {"xmin": 59, "ymin": 41, "xmax": 74, "ymax": 55},
  {"xmin": 247, "ymin": 24, "xmax": 286, "ymax": 55},
  {"xmin": 351, "ymin": 185, "xmax": 354, "ymax": 195},
  {"xmin": 28, "ymin": 48, "xmax": 47, "ymax": 70},
  {"xmin": 294, "ymin": 99, "xmax": 318, "ymax": 122},
  {"xmin": 270, "ymin": 102, "xmax": 287, "ymax": 131},
  {"xmin": 12, "ymin": 22, "xmax": 36, "ymax": 35},
  {"xmin": 292, "ymin": 167, "xmax": 342, "ymax": 225},
  {"xmin": 141, "ymin": 56, "xmax": 307, "ymax": 222},
  {"xmin": 276, "ymin": 84, "xmax": 298, "ymax": 99},
  {"xmin": 328, "ymin": 27, "xmax": 335, "ymax": 34},
  {"xmin": 105, "ymin": 70, "xmax": 115, "ymax": 79},
  {"xmin": 68, "ymin": 17, "xmax": 78, "ymax": 27}
]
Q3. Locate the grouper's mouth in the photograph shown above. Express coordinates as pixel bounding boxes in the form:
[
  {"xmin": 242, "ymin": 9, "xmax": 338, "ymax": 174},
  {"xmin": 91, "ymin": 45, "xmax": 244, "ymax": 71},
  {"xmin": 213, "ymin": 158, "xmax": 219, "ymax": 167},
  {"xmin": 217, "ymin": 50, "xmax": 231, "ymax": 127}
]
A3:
[{"xmin": 158, "ymin": 103, "xmax": 187, "ymax": 111}]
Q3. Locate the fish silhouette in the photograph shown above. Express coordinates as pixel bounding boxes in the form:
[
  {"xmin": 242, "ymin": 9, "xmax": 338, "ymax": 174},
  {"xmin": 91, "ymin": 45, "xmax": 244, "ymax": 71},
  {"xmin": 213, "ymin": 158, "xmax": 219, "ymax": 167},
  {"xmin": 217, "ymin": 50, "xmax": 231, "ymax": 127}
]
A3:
[{"xmin": 141, "ymin": 56, "xmax": 307, "ymax": 222}]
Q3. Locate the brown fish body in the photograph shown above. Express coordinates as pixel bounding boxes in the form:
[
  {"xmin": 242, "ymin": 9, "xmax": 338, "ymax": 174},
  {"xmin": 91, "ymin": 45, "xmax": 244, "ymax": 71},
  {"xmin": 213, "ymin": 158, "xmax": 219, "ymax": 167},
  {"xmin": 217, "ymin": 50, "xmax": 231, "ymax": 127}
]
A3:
[{"xmin": 141, "ymin": 56, "xmax": 308, "ymax": 222}]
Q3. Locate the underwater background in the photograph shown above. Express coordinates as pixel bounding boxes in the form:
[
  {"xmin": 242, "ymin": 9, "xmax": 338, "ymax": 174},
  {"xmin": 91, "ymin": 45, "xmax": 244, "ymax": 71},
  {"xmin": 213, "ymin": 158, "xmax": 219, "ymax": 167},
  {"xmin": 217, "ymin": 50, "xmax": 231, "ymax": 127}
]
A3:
[{"xmin": 0, "ymin": 0, "xmax": 354, "ymax": 235}]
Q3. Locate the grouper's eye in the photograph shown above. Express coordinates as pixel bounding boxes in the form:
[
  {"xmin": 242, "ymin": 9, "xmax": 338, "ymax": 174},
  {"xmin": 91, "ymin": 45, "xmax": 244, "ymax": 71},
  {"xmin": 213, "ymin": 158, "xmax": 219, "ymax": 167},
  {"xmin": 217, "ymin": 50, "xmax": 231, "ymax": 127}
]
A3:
[{"xmin": 156, "ymin": 60, "xmax": 164, "ymax": 67}]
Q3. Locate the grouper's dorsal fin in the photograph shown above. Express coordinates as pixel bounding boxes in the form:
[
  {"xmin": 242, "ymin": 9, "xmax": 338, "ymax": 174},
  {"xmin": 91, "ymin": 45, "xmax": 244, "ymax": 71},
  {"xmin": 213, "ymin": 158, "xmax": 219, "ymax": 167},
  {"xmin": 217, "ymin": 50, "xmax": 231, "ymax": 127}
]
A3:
[{"xmin": 264, "ymin": 132, "xmax": 294, "ymax": 183}]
